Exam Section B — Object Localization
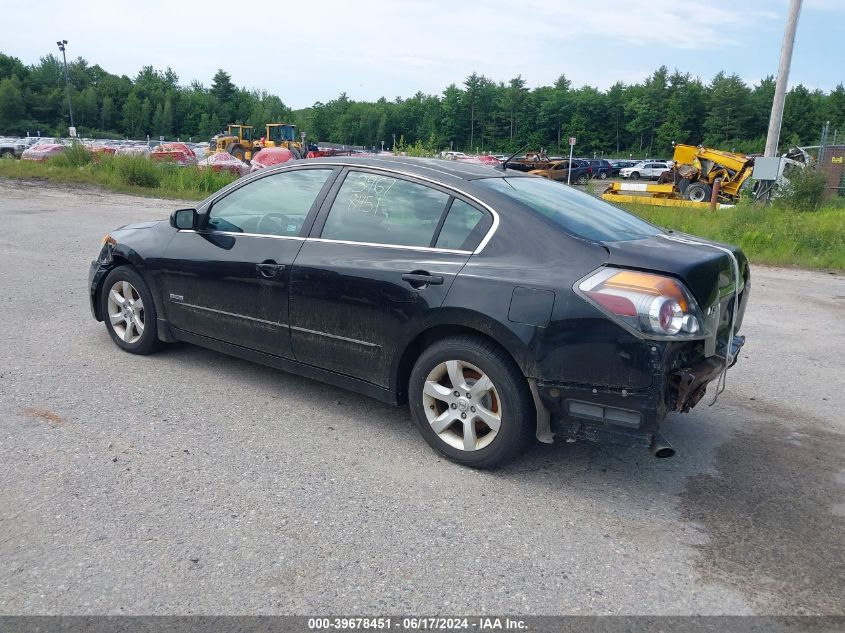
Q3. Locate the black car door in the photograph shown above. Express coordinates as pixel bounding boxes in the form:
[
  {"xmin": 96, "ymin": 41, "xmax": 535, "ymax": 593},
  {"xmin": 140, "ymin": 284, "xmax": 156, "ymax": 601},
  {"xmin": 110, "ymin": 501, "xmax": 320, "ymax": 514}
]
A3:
[
  {"xmin": 289, "ymin": 168, "xmax": 493, "ymax": 387},
  {"xmin": 158, "ymin": 167, "xmax": 338, "ymax": 357}
]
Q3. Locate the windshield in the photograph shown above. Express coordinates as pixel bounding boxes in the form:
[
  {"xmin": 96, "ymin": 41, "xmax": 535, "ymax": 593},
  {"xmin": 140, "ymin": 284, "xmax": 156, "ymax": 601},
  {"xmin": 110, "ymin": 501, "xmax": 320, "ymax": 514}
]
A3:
[{"xmin": 476, "ymin": 177, "xmax": 663, "ymax": 242}]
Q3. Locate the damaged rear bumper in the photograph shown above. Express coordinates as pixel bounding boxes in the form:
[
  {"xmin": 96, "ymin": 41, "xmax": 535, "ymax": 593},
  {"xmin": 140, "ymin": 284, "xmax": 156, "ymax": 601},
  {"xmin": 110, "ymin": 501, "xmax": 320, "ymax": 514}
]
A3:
[
  {"xmin": 670, "ymin": 335, "xmax": 745, "ymax": 412},
  {"xmin": 535, "ymin": 335, "xmax": 745, "ymax": 448}
]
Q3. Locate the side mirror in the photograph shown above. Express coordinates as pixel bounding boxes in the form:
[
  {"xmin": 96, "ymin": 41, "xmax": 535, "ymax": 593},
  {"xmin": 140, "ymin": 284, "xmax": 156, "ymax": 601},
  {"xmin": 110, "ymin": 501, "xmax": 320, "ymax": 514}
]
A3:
[{"xmin": 170, "ymin": 208, "xmax": 197, "ymax": 230}]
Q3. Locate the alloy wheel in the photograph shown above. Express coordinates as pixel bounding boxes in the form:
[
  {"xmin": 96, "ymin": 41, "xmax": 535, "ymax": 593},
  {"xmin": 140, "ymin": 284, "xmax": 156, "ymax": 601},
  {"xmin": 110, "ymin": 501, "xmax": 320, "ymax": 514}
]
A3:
[
  {"xmin": 422, "ymin": 360, "xmax": 502, "ymax": 451},
  {"xmin": 107, "ymin": 280, "xmax": 145, "ymax": 344}
]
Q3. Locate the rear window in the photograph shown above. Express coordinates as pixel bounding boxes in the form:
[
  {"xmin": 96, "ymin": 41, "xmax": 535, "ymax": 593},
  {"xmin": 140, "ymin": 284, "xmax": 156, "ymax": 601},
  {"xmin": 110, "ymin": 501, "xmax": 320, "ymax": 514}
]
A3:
[{"xmin": 476, "ymin": 177, "xmax": 663, "ymax": 242}]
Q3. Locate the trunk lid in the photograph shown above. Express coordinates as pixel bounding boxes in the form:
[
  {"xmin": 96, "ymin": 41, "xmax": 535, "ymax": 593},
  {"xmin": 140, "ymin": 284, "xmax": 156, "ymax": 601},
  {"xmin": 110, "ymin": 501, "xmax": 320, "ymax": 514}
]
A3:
[{"xmin": 603, "ymin": 232, "xmax": 748, "ymax": 309}]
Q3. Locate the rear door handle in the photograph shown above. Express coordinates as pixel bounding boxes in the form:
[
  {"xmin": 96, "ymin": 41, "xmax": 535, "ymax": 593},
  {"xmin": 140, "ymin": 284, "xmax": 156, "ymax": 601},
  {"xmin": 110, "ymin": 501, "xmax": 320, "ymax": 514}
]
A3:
[
  {"xmin": 402, "ymin": 272, "xmax": 444, "ymax": 288},
  {"xmin": 256, "ymin": 262, "xmax": 286, "ymax": 278}
]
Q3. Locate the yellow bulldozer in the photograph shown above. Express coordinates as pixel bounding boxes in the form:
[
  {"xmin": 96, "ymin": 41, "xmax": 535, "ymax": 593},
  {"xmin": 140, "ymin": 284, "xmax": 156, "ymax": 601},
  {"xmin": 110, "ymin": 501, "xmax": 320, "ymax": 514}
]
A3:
[
  {"xmin": 602, "ymin": 144, "xmax": 757, "ymax": 208},
  {"xmin": 259, "ymin": 123, "xmax": 304, "ymax": 159},
  {"xmin": 210, "ymin": 124, "xmax": 256, "ymax": 162},
  {"xmin": 210, "ymin": 123, "xmax": 305, "ymax": 162}
]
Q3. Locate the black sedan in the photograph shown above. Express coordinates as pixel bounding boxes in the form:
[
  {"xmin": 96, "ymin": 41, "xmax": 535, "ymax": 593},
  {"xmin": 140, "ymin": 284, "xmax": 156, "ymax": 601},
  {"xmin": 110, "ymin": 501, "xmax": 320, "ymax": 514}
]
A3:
[{"xmin": 89, "ymin": 156, "xmax": 749, "ymax": 468}]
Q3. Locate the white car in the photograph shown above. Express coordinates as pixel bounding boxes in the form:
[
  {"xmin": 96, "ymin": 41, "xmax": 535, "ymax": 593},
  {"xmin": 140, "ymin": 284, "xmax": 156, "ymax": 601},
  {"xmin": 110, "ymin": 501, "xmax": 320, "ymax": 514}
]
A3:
[{"xmin": 619, "ymin": 161, "xmax": 671, "ymax": 180}]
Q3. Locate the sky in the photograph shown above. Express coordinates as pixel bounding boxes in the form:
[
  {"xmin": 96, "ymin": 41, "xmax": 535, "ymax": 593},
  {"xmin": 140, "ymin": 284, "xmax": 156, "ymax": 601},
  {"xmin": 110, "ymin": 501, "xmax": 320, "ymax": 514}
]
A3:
[{"xmin": 3, "ymin": 0, "xmax": 844, "ymax": 108}]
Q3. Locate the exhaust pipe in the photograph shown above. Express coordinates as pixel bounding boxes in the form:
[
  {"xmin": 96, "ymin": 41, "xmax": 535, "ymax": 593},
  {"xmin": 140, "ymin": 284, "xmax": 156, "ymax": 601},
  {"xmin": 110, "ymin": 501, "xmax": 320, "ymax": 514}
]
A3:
[{"xmin": 650, "ymin": 433, "xmax": 676, "ymax": 459}]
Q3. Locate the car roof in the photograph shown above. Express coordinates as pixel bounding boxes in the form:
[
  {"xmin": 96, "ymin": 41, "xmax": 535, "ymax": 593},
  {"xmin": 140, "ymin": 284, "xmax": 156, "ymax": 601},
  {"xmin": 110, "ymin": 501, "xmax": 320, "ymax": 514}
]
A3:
[{"xmin": 287, "ymin": 155, "xmax": 517, "ymax": 183}]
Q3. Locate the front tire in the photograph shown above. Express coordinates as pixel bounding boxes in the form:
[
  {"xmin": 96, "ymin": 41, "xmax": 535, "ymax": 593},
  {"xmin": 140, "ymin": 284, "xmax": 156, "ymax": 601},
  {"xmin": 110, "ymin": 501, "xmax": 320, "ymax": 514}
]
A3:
[
  {"xmin": 629, "ymin": 171, "xmax": 640, "ymax": 180},
  {"xmin": 408, "ymin": 336, "xmax": 534, "ymax": 469},
  {"xmin": 686, "ymin": 181, "xmax": 713, "ymax": 203},
  {"xmin": 229, "ymin": 144, "xmax": 246, "ymax": 162},
  {"xmin": 100, "ymin": 265, "xmax": 159, "ymax": 355}
]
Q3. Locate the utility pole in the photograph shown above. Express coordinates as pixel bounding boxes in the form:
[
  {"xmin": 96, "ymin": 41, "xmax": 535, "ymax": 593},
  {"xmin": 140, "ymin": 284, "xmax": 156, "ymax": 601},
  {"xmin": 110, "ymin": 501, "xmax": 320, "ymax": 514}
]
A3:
[
  {"xmin": 764, "ymin": 0, "xmax": 802, "ymax": 157},
  {"xmin": 56, "ymin": 40, "xmax": 75, "ymax": 131}
]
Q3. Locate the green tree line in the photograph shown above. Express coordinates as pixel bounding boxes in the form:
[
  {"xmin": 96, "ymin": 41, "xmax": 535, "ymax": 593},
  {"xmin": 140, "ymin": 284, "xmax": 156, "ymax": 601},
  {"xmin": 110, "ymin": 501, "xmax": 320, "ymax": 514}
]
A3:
[{"xmin": 1, "ymin": 52, "xmax": 843, "ymax": 156}]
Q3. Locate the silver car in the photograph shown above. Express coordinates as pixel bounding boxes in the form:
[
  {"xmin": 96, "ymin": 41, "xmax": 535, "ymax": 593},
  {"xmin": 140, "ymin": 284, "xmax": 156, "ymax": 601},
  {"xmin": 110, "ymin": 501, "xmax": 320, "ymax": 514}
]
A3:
[{"xmin": 619, "ymin": 161, "xmax": 670, "ymax": 180}]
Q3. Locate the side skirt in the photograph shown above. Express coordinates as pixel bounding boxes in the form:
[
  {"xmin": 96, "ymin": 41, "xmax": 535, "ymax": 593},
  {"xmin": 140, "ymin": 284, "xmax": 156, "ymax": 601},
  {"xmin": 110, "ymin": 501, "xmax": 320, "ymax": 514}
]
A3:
[{"xmin": 168, "ymin": 324, "xmax": 400, "ymax": 406}]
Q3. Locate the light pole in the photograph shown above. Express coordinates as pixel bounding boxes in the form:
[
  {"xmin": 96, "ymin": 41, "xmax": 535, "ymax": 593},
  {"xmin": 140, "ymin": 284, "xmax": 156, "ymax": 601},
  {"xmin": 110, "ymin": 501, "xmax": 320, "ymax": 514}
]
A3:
[
  {"xmin": 56, "ymin": 39, "xmax": 75, "ymax": 132},
  {"xmin": 765, "ymin": 0, "xmax": 803, "ymax": 156}
]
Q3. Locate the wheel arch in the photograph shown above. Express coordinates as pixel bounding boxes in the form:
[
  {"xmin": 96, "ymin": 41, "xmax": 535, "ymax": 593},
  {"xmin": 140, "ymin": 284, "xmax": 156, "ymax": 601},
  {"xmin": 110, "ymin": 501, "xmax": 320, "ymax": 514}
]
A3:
[
  {"xmin": 92, "ymin": 250, "xmax": 164, "ymax": 330},
  {"xmin": 390, "ymin": 308, "xmax": 534, "ymax": 403},
  {"xmin": 393, "ymin": 310, "xmax": 554, "ymax": 445}
]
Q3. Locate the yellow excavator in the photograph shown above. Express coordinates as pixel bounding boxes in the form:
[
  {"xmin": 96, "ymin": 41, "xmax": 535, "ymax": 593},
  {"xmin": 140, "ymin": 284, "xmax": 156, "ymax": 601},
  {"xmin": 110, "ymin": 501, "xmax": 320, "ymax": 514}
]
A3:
[
  {"xmin": 602, "ymin": 144, "xmax": 757, "ymax": 208},
  {"xmin": 209, "ymin": 124, "xmax": 255, "ymax": 162},
  {"xmin": 211, "ymin": 123, "xmax": 305, "ymax": 161},
  {"xmin": 257, "ymin": 123, "xmax": 304, "ymax": 158}
]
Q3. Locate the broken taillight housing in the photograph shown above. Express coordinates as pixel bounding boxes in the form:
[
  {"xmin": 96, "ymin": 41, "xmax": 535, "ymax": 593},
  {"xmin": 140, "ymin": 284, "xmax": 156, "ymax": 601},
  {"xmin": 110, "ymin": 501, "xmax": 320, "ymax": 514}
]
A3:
[{"xmin": 576, "ymin": 268, "xmax": 706, "ymax": 340}]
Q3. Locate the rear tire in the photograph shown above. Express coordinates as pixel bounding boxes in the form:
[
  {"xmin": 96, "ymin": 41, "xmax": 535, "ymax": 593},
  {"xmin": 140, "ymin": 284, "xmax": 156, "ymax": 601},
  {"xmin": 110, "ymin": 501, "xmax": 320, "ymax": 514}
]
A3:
[
  {"xmin": 229, "ymin": 144, "xmax": 246, "ymax": 162},
  {"xmin": 408, "ymin": 335, "xmax": 534, "ymax": 469},
  {"xmin": 686, "ymin": 181, "xmax": 712, "ymax": 203},
  {"xmin": 598, "ymin": 171, "xmax": 608, "ymax": 180},
  {"xmin": 100, "ymin": 265, "xmax": 160, "ymax": 355},
  {"xmin": 575, "ymin": 174, "xmax": 588, "ymax": 185}
]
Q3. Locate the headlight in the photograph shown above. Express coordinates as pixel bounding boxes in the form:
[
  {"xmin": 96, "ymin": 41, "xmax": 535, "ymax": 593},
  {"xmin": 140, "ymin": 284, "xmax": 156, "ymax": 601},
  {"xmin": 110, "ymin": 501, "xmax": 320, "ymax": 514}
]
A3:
[
  {"xmin": 98, "ymin": 234, "xmax": 116, "ymax": 264},
  {"xmin": 576, "ymin": 268, "xmax": 707, "ymax": 340}
]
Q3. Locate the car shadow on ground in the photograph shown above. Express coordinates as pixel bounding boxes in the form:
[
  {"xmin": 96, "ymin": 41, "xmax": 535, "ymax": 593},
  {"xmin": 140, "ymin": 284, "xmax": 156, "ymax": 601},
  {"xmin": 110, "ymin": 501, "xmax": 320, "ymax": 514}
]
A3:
[{"xmin": 138, "ymin": 338, "xmax": 845, "ymax": 614}]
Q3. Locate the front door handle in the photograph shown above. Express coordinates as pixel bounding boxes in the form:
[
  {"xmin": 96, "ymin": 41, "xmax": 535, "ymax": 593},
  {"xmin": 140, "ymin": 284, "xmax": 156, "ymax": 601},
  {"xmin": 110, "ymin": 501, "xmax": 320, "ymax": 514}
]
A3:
[
  {"xmin": 256, "ymin": 262, "xmax": 286, "ymax": 278},
  {"xmin": 402, "ymin": 272, "xmax": 444, "ymax": 288}
]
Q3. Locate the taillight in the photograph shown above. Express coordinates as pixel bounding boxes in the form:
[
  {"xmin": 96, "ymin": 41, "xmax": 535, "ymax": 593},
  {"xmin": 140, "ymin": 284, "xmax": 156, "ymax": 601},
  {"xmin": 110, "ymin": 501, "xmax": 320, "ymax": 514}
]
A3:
[{"xmin": 576, "ymin": 268, "xmax": 706, "ymax": 339}]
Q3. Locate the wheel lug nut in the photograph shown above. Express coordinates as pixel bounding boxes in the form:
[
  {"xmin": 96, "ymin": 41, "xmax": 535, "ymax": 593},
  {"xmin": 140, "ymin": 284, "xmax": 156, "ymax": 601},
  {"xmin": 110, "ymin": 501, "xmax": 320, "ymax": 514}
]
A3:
[
  {"xmin": 461, "ymin": 413, "xmax": 466, "ymax": 419},
  {"xmin": 471, "ymin": 406, "xmax": 475, "ymax": 412},
  {"xmin": 466, "ymin": 393, "xmax": 471, "ymax": 398},
  {"xmin": 453, "ymin": 391, "xmax": 460, "ymax": 397},
  {"xmin": 450, "ymin": 403, "xmax": 457, "ymax": 409}
]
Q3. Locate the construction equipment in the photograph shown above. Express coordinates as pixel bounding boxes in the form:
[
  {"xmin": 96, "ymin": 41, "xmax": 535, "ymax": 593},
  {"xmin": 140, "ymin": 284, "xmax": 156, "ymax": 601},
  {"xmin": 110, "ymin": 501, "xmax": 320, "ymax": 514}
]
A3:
[
  {"xmin": 257, "ymin": 123, "xmax": 304, "ymax": 159},
  {"xmin": 210, "ymin": 124, "xmax": 255, "ymax": 162},
  {"xmin": 602, "ymin": 144, "xmax": 807, "ymax": 208}
]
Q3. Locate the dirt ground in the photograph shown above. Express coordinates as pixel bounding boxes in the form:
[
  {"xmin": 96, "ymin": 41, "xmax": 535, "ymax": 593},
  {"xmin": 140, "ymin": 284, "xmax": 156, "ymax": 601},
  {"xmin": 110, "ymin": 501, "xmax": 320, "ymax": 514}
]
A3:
[{"xmin": 0, "ymin": 179, "xmax": 843, "ymax": 615}]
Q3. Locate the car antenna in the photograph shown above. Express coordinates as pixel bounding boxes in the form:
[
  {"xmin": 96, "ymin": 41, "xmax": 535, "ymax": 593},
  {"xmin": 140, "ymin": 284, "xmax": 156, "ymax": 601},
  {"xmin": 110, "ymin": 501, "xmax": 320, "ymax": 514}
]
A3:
[{"xmin": 500, "ymin": 143, "xmax": 531, "ymax": 171}]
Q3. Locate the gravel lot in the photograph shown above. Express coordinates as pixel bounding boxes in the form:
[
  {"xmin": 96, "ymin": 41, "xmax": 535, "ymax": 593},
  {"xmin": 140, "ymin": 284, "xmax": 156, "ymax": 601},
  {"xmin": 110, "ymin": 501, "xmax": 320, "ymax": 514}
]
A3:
[{"xmin": 0, "ymin": 180, "xmax": 843, "ymax": 616}]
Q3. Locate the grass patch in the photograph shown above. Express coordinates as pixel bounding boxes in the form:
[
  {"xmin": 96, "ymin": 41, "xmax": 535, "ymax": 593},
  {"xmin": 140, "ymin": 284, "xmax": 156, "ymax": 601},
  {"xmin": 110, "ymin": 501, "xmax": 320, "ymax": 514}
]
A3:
[
  {"xmin": 622, "ymin": 201, "xmax": 845, "ymax": 270},
  {"xmin": 0, "ymin": 153, "xmax": 238, "ymax": 200}
]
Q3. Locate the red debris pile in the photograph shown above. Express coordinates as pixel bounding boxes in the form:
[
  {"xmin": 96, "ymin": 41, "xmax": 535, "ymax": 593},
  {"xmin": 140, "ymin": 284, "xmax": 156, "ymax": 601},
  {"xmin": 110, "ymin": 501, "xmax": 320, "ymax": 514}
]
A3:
[
  {"xmin": 85, "ymin": 142, "xmax": 116, "ymax": 155},
  {"xmin": 250, "ymin": 147, "xmax": 295, "ymax": 172},
  {"xmin": 150, "ymin": 142, "xmax": 196, "ymax": 165},
  {"xmin": 197, "ymin": 151, "xmax": 250, "ymax": 176},
  {"xmin": 21, "ymin": 143, "xmax": 66, "ymax": 162}
]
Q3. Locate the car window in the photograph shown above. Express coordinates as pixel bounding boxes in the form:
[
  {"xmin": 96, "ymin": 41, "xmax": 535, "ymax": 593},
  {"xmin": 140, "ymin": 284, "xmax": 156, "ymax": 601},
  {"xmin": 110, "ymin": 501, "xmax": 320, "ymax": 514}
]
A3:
[
  {"xmin": 321, "ymin": 171, "xmax": 449, "ymax": 248},
  {"xmin": 435, "ymin": 199, "xmax": 492, "ymax": 251},
  {"xmin": 208, "ymin": 169, "xmax": 332, "ymax": 236},
  {"xmin": 476, "ymin": 177, "xmax": 663, "ymax": 242}
]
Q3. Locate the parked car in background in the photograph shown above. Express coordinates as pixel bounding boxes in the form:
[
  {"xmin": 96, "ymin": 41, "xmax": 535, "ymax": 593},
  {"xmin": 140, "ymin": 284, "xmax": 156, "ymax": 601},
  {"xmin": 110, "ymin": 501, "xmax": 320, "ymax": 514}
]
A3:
[
  {"xmin": 21, "ymin": 140, "xmax": 68, "ymax": 162},
  {"xmin": 504, "ymin": 152, "xmax": 556, "ymax": 173},
  {"xmin": 530, "ymin": 159, "xmax": 593, "ymax": 184},
  {"xmin": 609, "ymin": 160, "xmax": 637, "ymax": 176},
  {"xmin": 620, "ymin": 161, "xmax": 671, "ymax": 180},
  {"xmin": 1, "ymin": 137, "xmax": 40, "ymax": 159},
  {"xmin": 88, "ymin": 156, "xmax": 749, "ymax": 468},
  {"xmin": 582, "ymin": 159, "xmax": 613, "ymax": 179}
]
